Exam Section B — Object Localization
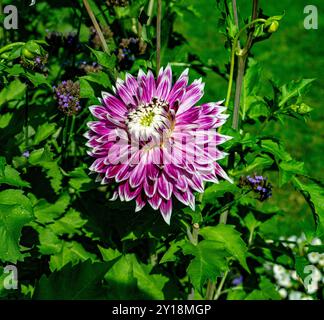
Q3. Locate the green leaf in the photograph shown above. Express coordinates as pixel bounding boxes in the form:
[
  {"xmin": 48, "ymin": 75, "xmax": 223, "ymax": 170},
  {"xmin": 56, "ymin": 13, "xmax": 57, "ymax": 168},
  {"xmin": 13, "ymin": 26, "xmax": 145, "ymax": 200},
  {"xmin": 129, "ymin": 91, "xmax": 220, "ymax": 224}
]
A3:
[
  {"xmin": 279, "ymin": 160, "xmax": 305, "ymax": 186},
  {"xmin": 279, "ymin": 79, "xmax": 315, "ymax": 107},
  {"xmin": 68, "ymin": 167, "xmax": 94, "ymax": 192},
  {"xmin": 24, "ymin": 72, "xmax": 51, "ymax": 88},
  {"xmin": 131, "ymin": 255, "xmax": 168, "ymax": 300},
  {"xmin": 295, "ymin": 255, "xmax": 310, "ymax": 282},
  {"xmin": 160, "ymin": 239, "xmax": 186, "ymax": 264},
  {"xmin": 34, "ymin": 193, "xmax": 70, "ymax": 223},
  {"xmin": 89, "ymin": 48, "xmax": 116, "ymax": 70},
  {"xmin": 261, "ymin": 139, "xmax": 292, "ymax": 162},
  {"xmin": 0, "ymin": 190, "xmax": 34, "ymax": 262},
  {"xmin": 49, "ymin": 241, "xmax": 97, "ymax": 272},
  {"xmin": 80, "ymin": 78, "xmax": 95, "ymax": 99},
  {"xmin": 200, "ymin": 225, "xmax": 249, "ymax": 272},
  {"xmin": 245, "ymin": 277, "xmax": 280, "ymax": 300},
  {"xmin": 38, "ymin": 228, "xmax": 63, "ymax": 255},
  {"xmin": 0, "ymin": 79, "xmax": 26, "ymax": 106},
  {"xmin": 33, "ymin": 123, "xmax": 56, "ymax": 145},
  {"xmin": 80, "ymin": 71, "xmax": 111, "ymax": 87},
  {"xmin": 104, "ymin": 254, "xmax": 139, "ymax": 299},
  {"xmin": 233, "ymin": 155, "xmax": 273, "ymax": 177},
  {"xmin": 182, "ymin": 240, "xmax": 229, "ymax": 292},
  {"xmin": 293, "ymin": 177, "xmax": 324, "ymax": 229},
  {"xmin": 203, "ymin": 181, "xmax": 240, "ymax": 205},
  {"xmin": 49, "ymin": 208, "xmax": 87, "ymax": 236},
  {"xmin": 0, "ymin": 157, "xmax": 30, "ymax": 188},
  {"xmin": 28, "ymin": 147, "xmax": 63, "ymax": 193},
  {"xmin": 33, "ymin": 260, "xmax": 118, "ymax": 299}
]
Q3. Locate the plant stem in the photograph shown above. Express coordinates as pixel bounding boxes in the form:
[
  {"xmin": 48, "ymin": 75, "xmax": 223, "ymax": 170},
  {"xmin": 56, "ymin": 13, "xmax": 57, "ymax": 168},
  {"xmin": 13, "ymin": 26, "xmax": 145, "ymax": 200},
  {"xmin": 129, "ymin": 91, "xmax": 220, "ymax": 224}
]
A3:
[
  {"xmin": 232, "ymin": 55, "xmax": 246, "ymax": 130},
  {"xmin": 214, "ymin": 270, "xmax": 229, "ymax": 300},
  {"xmin": 221, "ymin": 2, "xmax": 262, "ymax": 223},
  {"xmin": 224, "ymin": 18, "xmax": 265, "ymax": 108},
  {"xmin": 24, "ymin": 90, "xmax": 29, "ymax": 149},
  {"xmin": 147, "ymin": 0, "xmax": 155, "ymax": 25},
  {"xmin": 61, "ymin": 115, "xmax": 68, "ymax": 162},
  {"xmin": 0, "ymin": 42, "xmax": 25, "ymax": 55},
  {"xmin": 206, "ymin": 280, "xmax": 216, "ymax": 300},
  {"xmin": 156, "ymin": 0, "xmax": 162, "ymax": 74},
  {"xmin": 191, "ymin": 223, "xmax": 199, "ymax": 245},
  {"xmin": 82, "ymin": 0, "xmax": 109, "ymax": 53}
]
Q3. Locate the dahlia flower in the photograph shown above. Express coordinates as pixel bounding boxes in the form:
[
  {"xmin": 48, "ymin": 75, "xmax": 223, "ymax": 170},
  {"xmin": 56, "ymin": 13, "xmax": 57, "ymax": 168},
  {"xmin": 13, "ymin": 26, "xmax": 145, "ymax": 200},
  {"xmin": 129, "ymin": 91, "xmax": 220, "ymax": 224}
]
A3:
[{"xmin": 85, "ymin": 65, "xmax": 231, "ymax": 224}]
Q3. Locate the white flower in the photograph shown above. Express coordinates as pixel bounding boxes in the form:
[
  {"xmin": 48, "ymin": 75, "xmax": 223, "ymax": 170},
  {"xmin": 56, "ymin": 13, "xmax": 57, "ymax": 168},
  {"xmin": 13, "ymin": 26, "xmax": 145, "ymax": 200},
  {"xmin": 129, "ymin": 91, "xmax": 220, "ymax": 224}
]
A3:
[
  {"xmin": 287, "ymin": 235, "xmax": 297, "ymax": 249},
  {"xmin": 318, "ymin": 253, "xmax": 324, "ymax": 267},
  {"xmin": 311, "ymin": 238, "xmax": 322, "ymax": 246},
  {"xmin": 308, "ymin": 252, "xmax": 320, "ymax": 264},
  {"xmin": 273, "ymin": 264, "xmax": 286, "ymax": 276},
  {"xmin": 297, "ymin": 233, "xmax": 306, "ymax": 244},
  {"xmin": 305, "ymin": 279, "xmax": 318, "ymax": 294},
  {"xmin": 277, "ymin": 274, "xmax": 292, "ymax": 288},
  {"xmin": 289, "ymin": 291, "xmax": 303, "ymax": 300},
  {"xmin": 290, "ymin": 270, "xmax": 299, "ymax": 281},
  {"xmin": 313, "ymin": 267, "xmax": 322, "ymax": 281},
  {"xmin": 278, "ymin": 288, "xmax": 287, "ymax": 299}
]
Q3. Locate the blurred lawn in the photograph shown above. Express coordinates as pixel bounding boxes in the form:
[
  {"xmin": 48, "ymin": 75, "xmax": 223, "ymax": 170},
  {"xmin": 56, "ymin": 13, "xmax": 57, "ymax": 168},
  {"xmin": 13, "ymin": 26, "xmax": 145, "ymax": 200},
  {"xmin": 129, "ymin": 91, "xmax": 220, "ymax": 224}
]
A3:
[
  {"xmin": 174, "ymin": 0, "xmax": 324, "ymax": 181},
  {"xmin": 174, "ymin": 0, "xmax": 323, "ymax": 237}
]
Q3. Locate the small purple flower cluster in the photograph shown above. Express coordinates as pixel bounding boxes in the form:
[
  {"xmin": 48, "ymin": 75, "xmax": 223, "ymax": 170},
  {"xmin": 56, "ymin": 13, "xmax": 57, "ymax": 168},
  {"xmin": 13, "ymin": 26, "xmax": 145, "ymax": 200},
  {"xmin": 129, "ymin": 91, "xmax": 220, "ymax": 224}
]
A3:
[
  {"xmin": 78, "ymin": 61, "xmax": 103, "ymax": 74},
  {"xmin": 20, "ymin": 54, "xmax": 48, "ymax": 73},
  {"xmin": 89, "ymin": 26, "xmax": 113, "ymax": 50},
  {"xmin": 33, "ymin": 55, "xmax": 48, "ymax": 72},
  {"xmin": 106, "ymin": 0, "xmax": 128, "ymax": 7},
  {"xmin": 116, "ymin": 37, "xmax": 147, "ymax": 70},
  {"xmin": 53, "ymin": 80, "xmax": 81, "ymax": 116},
  {"xmin": 45, "ymin": 31, "xmax": 80, "ymax": 53},
  {"xmin": 240, "ymin": 174, "xmax": 273, "ymax": 201},
  {"xmin": 232, "ymin": 275, "xmax": 243, "ymax": 286}
]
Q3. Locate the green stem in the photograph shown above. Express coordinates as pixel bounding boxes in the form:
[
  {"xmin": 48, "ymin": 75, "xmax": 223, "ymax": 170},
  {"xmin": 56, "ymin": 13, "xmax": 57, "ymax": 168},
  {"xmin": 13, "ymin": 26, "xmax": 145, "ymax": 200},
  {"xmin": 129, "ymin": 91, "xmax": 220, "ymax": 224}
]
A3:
[
  {"xmin": 214, "ymin": 270, "xmax": 229, "ymax": 300},
  {"xmin": 206, "ymin": 280, "xmax": 216, "ymax": 300},
  {"xmin": 0, "ymin": 42, "xmax": 25, "ymax": 55},
  {"xmin": 224, "ymin": 18, "xmax": 266, "ymax": 108},
  {"xmin": 156, "ymin": 0, "xmax": 162, "ymax": 74},
  {"xmin": 24, "ymin": 90, "xmax": 29, "ymax": 149},
  {"xmin": 61, "ymin": 115, "xmax": 68, "ymax": 161},
  {"xmin": 82, "ymin": 0, "xmax": 109, "ymax": 53},
  {"xmin": 147, "ymin": 0, "xmax": 155, "ymax": 25}
]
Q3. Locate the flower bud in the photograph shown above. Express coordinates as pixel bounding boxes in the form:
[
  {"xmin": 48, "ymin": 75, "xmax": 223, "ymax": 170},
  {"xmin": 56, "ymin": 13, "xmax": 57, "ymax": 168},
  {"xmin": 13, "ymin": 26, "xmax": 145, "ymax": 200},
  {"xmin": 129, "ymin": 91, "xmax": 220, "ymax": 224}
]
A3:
[
  {"xmin": 290, "ymin": 103, "xmax": 312, "ymax": 115},
  {"xmin": 268, "ymin": 20, "xmax": 279, "ymax": 33},
  {"xmin": 21, "ymin": 41, "xmax": 43, "ymax": 59},
  {"xmin": 20, "ymin": 41, "xmax": 48, "ymax": 72}
]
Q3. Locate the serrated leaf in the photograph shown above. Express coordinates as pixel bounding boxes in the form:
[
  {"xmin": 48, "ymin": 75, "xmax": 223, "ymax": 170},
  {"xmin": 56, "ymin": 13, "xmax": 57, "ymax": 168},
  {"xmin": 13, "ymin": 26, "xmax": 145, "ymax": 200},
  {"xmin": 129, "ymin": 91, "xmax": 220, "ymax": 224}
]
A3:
[
  {"xmin": 89, "ymin": 48, "xmax": 116, "ymax": 70},
  {"xmin": 33, "ymin": 123, "xmax": 56, "ymax": 145},
  {"xmin": 279, "ymin": 79, "xmax": 315, "ymax": 107},
  {"xmin": 33, "ymin": 260, "xmax": 118, "ymax": 299},
  {"xmin": 68, "ymin": 167, "xmax": 94, "ymax": 192},
  {"xmin": 203, "ymin": 181, "xmax": 240, "ymax": 205},
  {"xmin": 160, "ymin": 239, "xmax": 186, "ymax": 264},
  {"xmin": 200, "ymin": 225, "xmax": 249, "ymax": 272},
  {"xmin": 49, "ymin": 208, "xmax": 87, "ymax": 236},
  {"xmin": 182, "ymin": 241, "xmax": 229, "ymax": 292},
  {"xmin": 0, "ymin": 190, "xmax": 34, "ymax": 262},
  {"xmin": 0, "ymin": 79, "xmax": 26, "ymax": 106},
  {"xmin": 0, "ymin": 157, "xmax": 30, "ymax": 187},
  {"xmin": 49, "ymin": 241, "xmax": 97, "ymax": 272},
  {"xmin": 34, "ymin": 193, "xmax": 70, "ymax": 223},
  {"xmin": 292, "ymin": 177, "xmax": 324, "ymax": 230}
]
